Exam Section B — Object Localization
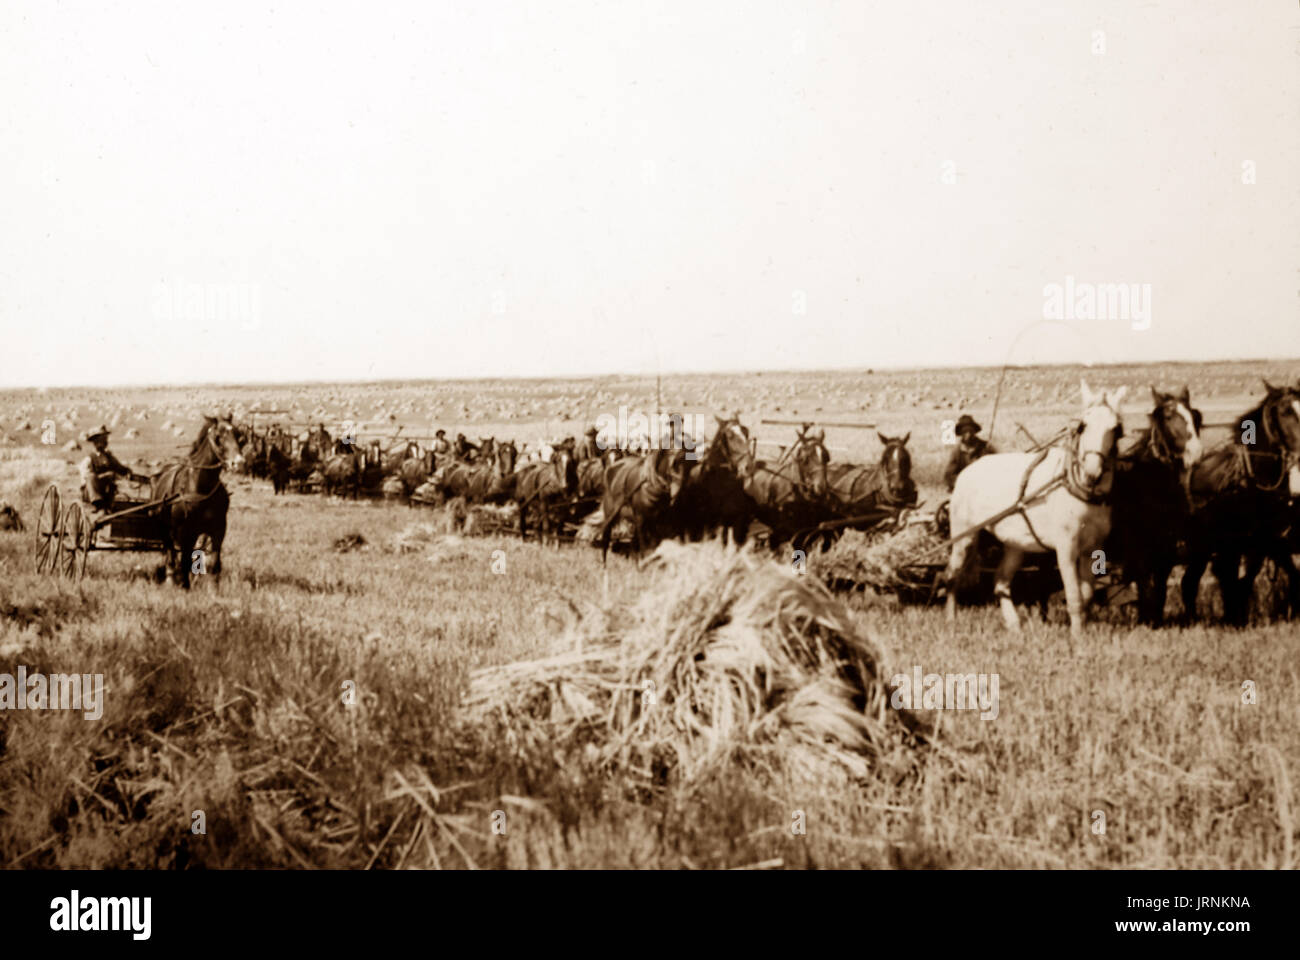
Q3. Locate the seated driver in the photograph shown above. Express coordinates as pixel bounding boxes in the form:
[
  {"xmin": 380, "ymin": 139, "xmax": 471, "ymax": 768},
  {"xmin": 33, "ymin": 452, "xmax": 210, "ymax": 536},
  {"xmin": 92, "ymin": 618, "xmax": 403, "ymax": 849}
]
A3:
[{"xmin": 79, "ymin": 425, "xmax": 148, "ymax": 512}]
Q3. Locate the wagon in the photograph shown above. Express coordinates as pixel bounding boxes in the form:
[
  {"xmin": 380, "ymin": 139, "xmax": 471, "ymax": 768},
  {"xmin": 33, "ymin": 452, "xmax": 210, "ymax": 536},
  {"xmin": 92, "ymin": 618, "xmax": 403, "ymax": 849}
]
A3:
[{"xmin": 32, "ymin": 483, "xmax": 183, "ymax": 583}]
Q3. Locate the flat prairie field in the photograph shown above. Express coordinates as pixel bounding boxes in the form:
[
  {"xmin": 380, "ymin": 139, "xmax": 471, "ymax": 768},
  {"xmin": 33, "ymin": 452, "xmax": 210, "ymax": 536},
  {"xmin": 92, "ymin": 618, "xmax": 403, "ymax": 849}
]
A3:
[{"xmin": 0, "ymin": 359, "xmax": 1296, "ymax": 869}]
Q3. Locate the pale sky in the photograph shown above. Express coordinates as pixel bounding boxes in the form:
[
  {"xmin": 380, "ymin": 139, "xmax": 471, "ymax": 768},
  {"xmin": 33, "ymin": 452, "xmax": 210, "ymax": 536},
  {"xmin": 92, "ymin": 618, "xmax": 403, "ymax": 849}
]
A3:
[{"xmin": 2, "ymin": 0, "xmax": 1297, "ymax": 388}]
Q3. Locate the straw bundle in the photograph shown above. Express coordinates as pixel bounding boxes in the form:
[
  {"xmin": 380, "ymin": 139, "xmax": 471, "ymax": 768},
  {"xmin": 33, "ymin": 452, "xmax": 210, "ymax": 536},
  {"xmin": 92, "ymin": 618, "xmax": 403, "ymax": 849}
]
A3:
[
  {"xmin": 817, "ymin": 521, "xmax": 947, "ymax": 593},
  {"xmin": 572, "ymin": 507, "xmax": 634, "ymax": 544},
  {"xmin": 460, "ymin": 542, "xmax": 924, "ymax": 793},
  {"xmin": 462, "ymin": 502, "xmax": 518, "ymax": 537}
]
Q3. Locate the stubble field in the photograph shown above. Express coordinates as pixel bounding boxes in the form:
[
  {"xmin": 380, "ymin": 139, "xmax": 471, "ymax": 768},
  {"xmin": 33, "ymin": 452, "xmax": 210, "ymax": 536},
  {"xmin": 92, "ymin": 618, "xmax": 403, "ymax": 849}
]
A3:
[{"xmin": 1, "ymin": 359, "xmax": 1297, "ymax": 869}]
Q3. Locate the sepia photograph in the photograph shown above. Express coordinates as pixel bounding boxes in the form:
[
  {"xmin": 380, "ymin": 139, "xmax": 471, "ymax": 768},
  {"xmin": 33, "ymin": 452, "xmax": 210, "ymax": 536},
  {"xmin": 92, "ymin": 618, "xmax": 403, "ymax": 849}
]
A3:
[{"xmin": 1, "ymin": 0, "xmax": 1295, "ymax": 941}]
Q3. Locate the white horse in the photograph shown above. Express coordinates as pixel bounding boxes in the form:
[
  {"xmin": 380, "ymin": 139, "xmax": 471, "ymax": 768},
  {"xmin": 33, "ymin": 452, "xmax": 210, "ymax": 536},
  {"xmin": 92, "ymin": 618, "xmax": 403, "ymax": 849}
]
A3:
[{"xmin": 944, "ymin": 380, "xmax": 1127, "ymax": 636}]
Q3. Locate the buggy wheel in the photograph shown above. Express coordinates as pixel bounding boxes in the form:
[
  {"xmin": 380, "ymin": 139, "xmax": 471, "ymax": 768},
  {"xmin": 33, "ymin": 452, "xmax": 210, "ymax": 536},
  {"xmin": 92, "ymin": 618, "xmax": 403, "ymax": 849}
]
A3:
[
  {"xmin": 34, "ymin": 484, "xmax": 61, "ymax": 573},
  {"xmin": 60, "ymin": 501, "xmax": 90, "ymax": 582}
]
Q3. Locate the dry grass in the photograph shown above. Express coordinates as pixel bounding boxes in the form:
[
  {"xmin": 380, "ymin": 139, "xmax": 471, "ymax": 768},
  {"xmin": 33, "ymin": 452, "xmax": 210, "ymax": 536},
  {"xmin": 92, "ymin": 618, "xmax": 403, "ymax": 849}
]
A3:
[
  {"xmin": 462, "ymin": 541, "xmax": 926, "ymax": 797},
  {"xmin": 1, "ymin": 361, "xmax": 1298, "ymax": 869}
]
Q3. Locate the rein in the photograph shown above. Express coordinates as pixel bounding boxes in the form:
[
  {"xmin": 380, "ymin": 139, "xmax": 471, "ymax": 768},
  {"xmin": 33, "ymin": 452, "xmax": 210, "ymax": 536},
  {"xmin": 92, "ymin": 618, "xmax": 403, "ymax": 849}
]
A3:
[
  {"xmin": 1062, "ymin": 420, "xmax": 1119, "ymax": 505},
  {"xmin": 750, "ymin": 440, "xmax": 827, "ymax": 500}
]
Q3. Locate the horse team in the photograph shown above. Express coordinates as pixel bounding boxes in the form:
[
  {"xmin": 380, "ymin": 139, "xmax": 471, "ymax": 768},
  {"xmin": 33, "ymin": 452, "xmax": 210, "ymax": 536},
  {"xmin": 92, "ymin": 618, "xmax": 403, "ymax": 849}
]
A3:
[
  {"xmin": 945, "ymin": 379, "xmax": 1300, "ymax": 634},
  {"xmin": 226, "ymin": 378, "xmax": 1300, "ymax": 631}
]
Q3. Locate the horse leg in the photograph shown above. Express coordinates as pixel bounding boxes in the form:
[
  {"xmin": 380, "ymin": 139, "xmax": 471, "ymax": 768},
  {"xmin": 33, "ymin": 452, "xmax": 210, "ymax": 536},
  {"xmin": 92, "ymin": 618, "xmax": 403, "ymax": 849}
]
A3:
[
  {"xmin": 209, "ymin": 518, "xmax": 227, "ymax": 590},
  {"xmin": 995, "ymin": 545, "xmax": 1027, "ymax": 633},
  {"xmin": 1053, "ymin": 544, "xmax": 1088, "ymax": 636},
  {"xmin": 1234, "ymin": 549, "xmax": 1266, "ymax": 625},
  {"xmin": 944, "ymin": 534, "xmax": 976, "ymax": 623},
  {"xmin": 176, "ymin": 527, "xmax": 196, "ymax": 589},
  {"xmin": 1274, "ymin": 545, "xmax": 1300, "ymax": 618},
  {"xmin": 1210, "ymin": 552, "xmax": 1243, "ymax": 625},
  {"xmin": 1075, "ymin": 549, "xmax": 1100, "ymax": 615},
  {"xmin": 1180, "ymin": 551, "xmax": 1208, "ymax": 624},
  {"xmin": 1139, "ymin": 558, "xmax": 1171, "ymax": 627}
]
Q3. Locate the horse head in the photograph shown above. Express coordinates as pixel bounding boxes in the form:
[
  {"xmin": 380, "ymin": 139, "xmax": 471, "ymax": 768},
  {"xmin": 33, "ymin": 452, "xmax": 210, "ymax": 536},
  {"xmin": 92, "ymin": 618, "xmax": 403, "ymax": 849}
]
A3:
[
  {"xmin": 791, "ymin": 426, "xmax": 830, "ymax": 497},
  {"xmin": 1148, "ymin": 385, "xmax": 1203, "ymax": 469},
  {"xmin": 876, "ymin": 431, "xmax": 914, "ymax": 503},
  {"xmin": 198, "ymin": 414, "xmax": 246, "ymax": 473},
  {"xmin": 1262, "ymin": 381, "xmax": 1300, "ymax": 495},
  {"xmin": 1077, "ymin": 380, "xmax": 1126, "ymax": 488},
  {"xmin": 496, "ymin": 439, "xmax": 518, "ymax": 477},
  {"xmin": 550, "ymin": 439, "xmax": 579, "ymax": 494},
  {"xmin": 652, "ymin": 445, "xmax": 694, "ymax": 502},
  {"xmin": 712, "ymin": 414, "xmax": 754, "ymax": 477}
]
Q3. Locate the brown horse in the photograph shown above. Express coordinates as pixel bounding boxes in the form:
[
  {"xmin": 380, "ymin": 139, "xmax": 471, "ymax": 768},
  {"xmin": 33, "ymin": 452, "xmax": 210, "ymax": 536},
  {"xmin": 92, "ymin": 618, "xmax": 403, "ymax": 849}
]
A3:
[
  {"xmin": 825, "ymin": 431, "xmax": 916, "ymax": 519},
  {"xmin": 1102, "ymin": 386, "xmax": 1204, "ymax": 625},
  {"xmin": 149, "ymin": 415, "xmax": 244, "ymax": 588},
  {"xmin": 1179, "ymin": 382, "xmax": 1300, "ymax": 624},
  {"xmin": 743, "ymin": 425, "xmax": 833, "ymax": 550},
  {"xmin": 674, "ymin": 415, "xmax": 757, "ymax": 545},
  {"xmin": 577, "ymin": 447, "xmax": 623, "ymax": 500},
  {"xmin": 321, "ymin": 438, "xmax": 362, "ymax": 498},
  {"xmin": 289, "ymin": 424, "xmax": 332, "ymax": 489},
  {"xmin": 514, "ymin": 439, "xmax": 578, "ymax": 546},
  {"xmin": 442, "ymin": 440, "xmax": 517, "ymax": 504},
  {"xmin": 597, "ymin": 445, "xmax": 695, "ymax": 563}
]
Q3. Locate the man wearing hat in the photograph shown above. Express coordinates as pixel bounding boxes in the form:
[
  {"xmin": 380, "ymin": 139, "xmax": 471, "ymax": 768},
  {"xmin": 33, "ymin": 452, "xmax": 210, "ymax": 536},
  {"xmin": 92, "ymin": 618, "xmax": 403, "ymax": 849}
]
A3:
[
  {"xmin": 943, "ymin": 414, "xmax": 993, "ymax": 491},
  {"xmin": 575, "ymin": 425, "xmax": 601, "ymax": 461},
  {"xmin": 431, "ymin": 429, "xmax": 451, "ymax": 457},
  {"xmin": 79, "ymin": 425, "xmax": 148, "ymax": 511}
]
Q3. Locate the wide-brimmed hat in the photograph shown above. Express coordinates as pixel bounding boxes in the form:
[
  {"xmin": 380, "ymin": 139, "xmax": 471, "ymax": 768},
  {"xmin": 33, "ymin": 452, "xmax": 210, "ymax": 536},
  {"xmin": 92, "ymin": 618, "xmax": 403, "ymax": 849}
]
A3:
[
  {"xmin": 585, "ymin": 426, "xmax": 599, "ymax": 436},
  {"xmin": 86, "ymin": 424, "xmax": 111, "ymax": 441},
  {"xmin": 955, "ymin": 414, "xmax": 982, "ymax": 436},
  {"xmin": 435, "ymin": 429, "xmax": 446, "ymax": 437}
]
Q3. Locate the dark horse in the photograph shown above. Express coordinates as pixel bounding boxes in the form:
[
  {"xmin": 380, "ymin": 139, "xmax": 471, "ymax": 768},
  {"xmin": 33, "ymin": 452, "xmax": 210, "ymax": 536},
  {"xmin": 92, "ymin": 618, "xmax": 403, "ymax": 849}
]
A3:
[
  {"xmin": 289, "ymin": 423, "xmax": 332, "ymax": 489},
  {"xmin": 824, "ymin": 431, "xmax": 916, "ymax": 525},
  {"xmin": 1179, "ymin": 382, "xmax": 1300, "ymax": 625},
  {"xmin": 441, "ymin": 441, "xmax": 517, "ymax": 504},
  {"xmin": 743, "ymin": 424, "xmax": 833, "ymax": 551},
  {"xmin": 322, "ymin": 437, "xmax": 362, "ymax": 498},
  {"xmin": 577, "ymin": 447, "xmax": 624, "ymax": 500},
  {"xmin": 673, "ymin": 415, "xmax": 757, "ymax": 546},
  {"xmin": 1101, "ymin": 386, "xmax": 1204, "ymax": 625},
  {"xmin": 597, "ymin": 445, "xmax": 695, "ymax": 563},
  {"xmin": 513, "ymin": 439, "xmax": 578, "ymax": 546},
  {"xmin": 149, "ymin": 415, "xmax": 245, "ymax": 588}
]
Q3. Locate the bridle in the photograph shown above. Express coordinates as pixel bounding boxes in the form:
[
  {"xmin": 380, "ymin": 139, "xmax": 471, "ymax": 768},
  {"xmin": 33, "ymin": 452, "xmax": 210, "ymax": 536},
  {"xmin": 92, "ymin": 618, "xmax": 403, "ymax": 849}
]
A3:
[
  {"xmin": 752, "ymin": 435, "xmax": 828, "ymax": 499},
  {"xmin": 1237, "ymin": 392, "xmax": 1300, "ymax": 493},
  {"xmin": 188, "ymin": 424, "xmax": 241, "ymax": 473},
  {"xmin": 1063, "ymin": 413, "xmax": 1122, "ymax": 504},
  {"xmin": 706, "ymin": 420, "xmax": 754, "ymax": 478}
]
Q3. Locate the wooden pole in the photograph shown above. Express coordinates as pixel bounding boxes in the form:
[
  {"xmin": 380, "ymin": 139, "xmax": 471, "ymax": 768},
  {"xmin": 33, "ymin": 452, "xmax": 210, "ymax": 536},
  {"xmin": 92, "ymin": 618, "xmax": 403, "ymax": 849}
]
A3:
[{"xmin": 759, "ymin": 418, "xmax": 877, "ymax": 429}]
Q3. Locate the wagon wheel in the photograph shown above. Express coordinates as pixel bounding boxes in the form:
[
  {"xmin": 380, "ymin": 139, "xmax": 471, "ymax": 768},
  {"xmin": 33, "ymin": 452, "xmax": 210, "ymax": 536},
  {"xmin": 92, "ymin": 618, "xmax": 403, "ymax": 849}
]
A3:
[
  {"xmin": 60, "ymin": 501, "xmax": 90, "ymax": 582},
  {"xmin": 34, "ymin": 484, "xmax": 61, "ymax": 573}
]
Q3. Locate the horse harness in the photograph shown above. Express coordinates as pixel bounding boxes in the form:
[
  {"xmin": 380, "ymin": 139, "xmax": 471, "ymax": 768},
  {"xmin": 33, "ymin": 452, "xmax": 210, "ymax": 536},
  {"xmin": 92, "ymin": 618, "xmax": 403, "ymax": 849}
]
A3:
[{"xmin": 1010, "ymin": 421, "xmax": 1119, "ymax": 551}]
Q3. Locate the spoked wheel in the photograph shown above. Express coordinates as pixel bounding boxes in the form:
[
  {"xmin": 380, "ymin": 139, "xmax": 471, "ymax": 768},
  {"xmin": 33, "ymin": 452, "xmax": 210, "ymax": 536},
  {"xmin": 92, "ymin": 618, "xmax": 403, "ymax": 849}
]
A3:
[
  {"xmin": 34, "ymin": 484, "xmax": 61, "ymax": 573},
  {"xmin": 60, "ymin": 501, "xmax": 90, "ymax": 582}
]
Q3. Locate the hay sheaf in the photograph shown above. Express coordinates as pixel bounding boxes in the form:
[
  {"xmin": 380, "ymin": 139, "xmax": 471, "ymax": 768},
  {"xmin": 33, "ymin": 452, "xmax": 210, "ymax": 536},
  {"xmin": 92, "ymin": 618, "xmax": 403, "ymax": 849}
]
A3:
[
  {"xmin": 461, "ymin": 542, "xmax": 925, "ymax": 792},
  {"xmin": 818, "ymin": 520, "xmax": 947, "ymax": 592},
  {"xmin": 573, "ymin": 507, "xmax": 634, "ymax": 543}
]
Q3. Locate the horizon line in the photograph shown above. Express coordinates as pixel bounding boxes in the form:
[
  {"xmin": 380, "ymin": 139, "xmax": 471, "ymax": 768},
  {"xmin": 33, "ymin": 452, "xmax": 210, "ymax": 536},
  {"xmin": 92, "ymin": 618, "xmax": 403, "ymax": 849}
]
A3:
[{"xmin": 2, "ymin": 354, "xmax": 1297, "ymax": 395}]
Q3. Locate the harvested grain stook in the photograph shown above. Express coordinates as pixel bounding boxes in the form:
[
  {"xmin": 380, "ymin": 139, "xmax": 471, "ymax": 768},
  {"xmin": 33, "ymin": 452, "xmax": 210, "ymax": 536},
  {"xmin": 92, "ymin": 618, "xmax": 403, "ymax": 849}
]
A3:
[
  {"xmin": 461, "ymin": 542, "xmax": 926, "ymax": 793},
  {"xmin": 817, "ymin": 520, "xmax": 948, "ymax": 593}
]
